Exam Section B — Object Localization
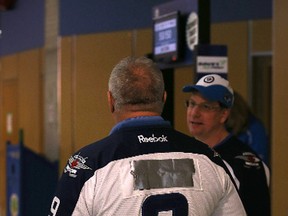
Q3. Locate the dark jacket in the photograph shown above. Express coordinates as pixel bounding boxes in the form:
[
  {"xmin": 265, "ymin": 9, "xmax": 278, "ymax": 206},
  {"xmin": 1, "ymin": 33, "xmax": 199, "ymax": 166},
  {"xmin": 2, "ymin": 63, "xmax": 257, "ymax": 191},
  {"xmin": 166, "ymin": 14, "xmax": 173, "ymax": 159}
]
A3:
[{"xmin": 214, "ymin": 134, "xmax": 270, "ymax": 216}]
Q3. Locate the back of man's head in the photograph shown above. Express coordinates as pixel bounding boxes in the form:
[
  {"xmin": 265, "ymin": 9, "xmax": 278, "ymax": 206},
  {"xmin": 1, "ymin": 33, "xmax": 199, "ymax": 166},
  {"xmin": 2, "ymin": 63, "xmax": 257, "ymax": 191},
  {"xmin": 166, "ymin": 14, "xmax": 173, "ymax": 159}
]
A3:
[{"xmin": 108, "ymin": 56, "xmax": 165, "ymax": 113}]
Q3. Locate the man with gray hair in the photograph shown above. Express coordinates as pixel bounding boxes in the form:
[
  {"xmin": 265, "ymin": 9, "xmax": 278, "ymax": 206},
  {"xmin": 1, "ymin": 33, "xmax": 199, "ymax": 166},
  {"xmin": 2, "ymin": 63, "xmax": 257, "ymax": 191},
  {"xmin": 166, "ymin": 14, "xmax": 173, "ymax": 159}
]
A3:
[{"xmin": 49, "ymin": 57, "xmax": 246, "ymax": 215}]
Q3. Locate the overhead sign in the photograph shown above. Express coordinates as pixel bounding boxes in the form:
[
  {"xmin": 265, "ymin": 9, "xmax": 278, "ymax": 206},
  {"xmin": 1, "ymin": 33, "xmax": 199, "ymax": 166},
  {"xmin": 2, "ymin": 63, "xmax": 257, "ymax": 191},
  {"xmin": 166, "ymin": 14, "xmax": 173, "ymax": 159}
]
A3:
[
  {"xmin": 194, "ymin": 44, "xmax": 228, "ymax": 81},
  {"xmin": 197, "ymin": 56, "xmax": 228, "ymax": 73}
]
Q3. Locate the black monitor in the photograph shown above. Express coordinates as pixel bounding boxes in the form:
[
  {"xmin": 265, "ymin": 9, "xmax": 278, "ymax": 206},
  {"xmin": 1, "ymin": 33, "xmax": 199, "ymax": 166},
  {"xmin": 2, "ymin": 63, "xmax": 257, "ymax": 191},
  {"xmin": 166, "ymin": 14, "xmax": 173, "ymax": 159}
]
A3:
[{"xmin": 153, "ymin": 11, "xmax": 183, "ymax": 63}]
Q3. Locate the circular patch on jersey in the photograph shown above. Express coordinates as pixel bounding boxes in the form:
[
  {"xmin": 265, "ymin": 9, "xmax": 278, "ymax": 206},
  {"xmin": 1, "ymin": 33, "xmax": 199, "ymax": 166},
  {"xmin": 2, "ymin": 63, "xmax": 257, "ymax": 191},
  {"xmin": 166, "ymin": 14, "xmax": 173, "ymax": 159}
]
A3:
[{"xmin": 235, "ymin": 152, "xmax": 261, "ymax": 168}]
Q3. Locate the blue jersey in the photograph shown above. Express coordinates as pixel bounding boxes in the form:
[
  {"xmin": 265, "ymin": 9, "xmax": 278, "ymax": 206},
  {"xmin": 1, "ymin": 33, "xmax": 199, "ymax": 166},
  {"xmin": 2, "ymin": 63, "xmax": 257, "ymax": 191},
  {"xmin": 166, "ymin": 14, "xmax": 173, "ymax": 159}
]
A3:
[{"xmin": 238, "ymin": 115, "xmax": 269, "ymax": 164}]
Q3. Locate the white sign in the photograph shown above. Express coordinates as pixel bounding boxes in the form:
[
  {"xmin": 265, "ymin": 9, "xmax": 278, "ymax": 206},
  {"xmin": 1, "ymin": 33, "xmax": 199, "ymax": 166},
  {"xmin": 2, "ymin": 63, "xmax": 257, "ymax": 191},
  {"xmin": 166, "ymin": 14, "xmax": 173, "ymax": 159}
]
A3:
[{"xmin": 197, "ymin": 56, "xmax": 228, "ymax": 73}]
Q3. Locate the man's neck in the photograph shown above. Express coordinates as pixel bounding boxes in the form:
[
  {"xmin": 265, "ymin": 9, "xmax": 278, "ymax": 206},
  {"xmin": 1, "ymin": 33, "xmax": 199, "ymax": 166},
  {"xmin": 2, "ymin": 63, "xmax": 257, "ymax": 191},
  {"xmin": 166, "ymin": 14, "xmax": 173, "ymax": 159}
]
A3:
[{"xmin": 113, "ymin": 111, "xmax": 160, "ymax": 124}]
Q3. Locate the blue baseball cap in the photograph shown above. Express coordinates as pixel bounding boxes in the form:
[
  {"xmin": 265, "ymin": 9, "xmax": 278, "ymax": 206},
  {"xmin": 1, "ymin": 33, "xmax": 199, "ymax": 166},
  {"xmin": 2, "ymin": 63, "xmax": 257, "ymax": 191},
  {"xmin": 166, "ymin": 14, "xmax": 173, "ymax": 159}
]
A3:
[{"xmin": 182, "ymin": 74, "xmax": 234, "ymax": 108}]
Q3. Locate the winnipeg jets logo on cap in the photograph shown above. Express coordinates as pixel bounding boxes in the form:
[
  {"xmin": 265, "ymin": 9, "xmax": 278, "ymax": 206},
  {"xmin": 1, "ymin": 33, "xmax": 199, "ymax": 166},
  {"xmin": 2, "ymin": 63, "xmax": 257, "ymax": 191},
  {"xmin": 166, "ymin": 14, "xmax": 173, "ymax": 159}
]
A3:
[
  {"xmin": 203, "ymin": 76, "xmax": 215, "ymax": 83},
  {"xmin": 224, "ymin": 94, "xmax": 233, "ymax": 104}
]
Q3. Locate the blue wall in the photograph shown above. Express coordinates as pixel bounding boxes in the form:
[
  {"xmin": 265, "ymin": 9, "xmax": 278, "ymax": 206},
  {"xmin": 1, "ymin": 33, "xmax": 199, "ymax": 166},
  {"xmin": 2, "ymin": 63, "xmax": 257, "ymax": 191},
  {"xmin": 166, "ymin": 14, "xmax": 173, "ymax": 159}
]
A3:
[
  {"xmin": 0, "ymin": 0, "xmax": 272, "ymax": 56},
  {"xmin": 211, "ymin": 0, "xmax": 272, "ymax": 23},
  {"xmin": 60, "ymin": 0, "xmax": 169, "ymax": 36},
  {"xmin": 0, "ymin": 0, "xmax": 44, "ymax": 56}
]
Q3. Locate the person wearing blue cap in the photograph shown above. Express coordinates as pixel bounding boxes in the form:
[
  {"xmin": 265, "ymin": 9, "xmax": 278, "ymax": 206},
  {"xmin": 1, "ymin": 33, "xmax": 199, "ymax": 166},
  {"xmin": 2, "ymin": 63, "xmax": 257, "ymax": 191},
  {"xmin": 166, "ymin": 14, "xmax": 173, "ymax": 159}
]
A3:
[{"xmin": 183, "ymin": 74, "xmax": 271, "ymax": 216}]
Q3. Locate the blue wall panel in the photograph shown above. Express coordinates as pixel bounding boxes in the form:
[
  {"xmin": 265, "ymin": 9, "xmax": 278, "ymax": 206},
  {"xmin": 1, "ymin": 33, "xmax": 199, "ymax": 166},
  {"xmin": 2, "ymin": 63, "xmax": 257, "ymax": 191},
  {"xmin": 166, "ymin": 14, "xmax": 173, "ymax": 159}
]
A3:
[
  {"xmin": 0, "ymin": 0, "xmax": 44, "ymax": 56},
  {"xmin": 0, "ymin": 0, "xmax": 272, "ymax": 56},
  {"xmin": 59, "ymin": 0, "xmax": 169, "ymax": 36},
  {"xmin": 211, "ymin": 0, "xmax": 272, "ymax": 23}
]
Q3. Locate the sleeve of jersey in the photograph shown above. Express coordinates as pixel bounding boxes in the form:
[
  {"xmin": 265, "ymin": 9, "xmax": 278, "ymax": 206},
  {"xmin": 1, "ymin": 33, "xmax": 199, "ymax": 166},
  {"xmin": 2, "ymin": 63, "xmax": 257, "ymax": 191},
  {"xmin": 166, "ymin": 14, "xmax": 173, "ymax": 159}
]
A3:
[
  {"xmin": 48, "ymin": 153, "xmax": 95, "ymax": 216},
  {"xmin": 212, "ymin": 165, "xmax": 247, "ymax": 216}
]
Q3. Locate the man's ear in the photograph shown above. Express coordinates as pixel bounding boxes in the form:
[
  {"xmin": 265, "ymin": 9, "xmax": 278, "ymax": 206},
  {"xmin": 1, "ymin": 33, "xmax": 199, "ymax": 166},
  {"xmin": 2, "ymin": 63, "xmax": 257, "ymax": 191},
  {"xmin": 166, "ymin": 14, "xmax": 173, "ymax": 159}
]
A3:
[
  {"xmin": 163, "ymin": 91, "xmax": 167, "ymax": 104},
  {"xmin": 221, "ymin": 108, "xmax": 231, "ymax": 124},
  {"xmin": 107, "ymin": 91, "xmax": 115, "ymax": 113}
]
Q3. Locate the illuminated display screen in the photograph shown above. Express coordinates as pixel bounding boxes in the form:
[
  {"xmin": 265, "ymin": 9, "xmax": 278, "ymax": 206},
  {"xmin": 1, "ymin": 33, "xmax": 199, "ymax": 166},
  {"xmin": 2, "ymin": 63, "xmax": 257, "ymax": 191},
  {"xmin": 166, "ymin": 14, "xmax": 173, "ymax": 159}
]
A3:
[
  {"xmin": 154, "ymin": 18, "xmax": 177, "ymax": 55},
  {"xmin": 153, "ymin": 11, "xmax": 180, "ymax": 63}
]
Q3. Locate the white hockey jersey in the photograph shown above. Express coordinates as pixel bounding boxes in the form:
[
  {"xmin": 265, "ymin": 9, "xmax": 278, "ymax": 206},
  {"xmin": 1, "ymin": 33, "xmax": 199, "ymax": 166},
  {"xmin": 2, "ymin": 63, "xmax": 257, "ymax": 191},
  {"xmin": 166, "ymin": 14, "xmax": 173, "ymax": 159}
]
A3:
[{"xmin": 49, "ymin": 118, "xmax": 246, "ymax": 216}]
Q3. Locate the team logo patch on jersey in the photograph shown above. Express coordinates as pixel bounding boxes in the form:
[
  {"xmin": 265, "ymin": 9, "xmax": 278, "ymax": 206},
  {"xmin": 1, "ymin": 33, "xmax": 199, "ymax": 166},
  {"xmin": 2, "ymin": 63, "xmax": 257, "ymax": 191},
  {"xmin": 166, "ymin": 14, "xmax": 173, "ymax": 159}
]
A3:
[
  {"xmin": 235, "ymin": 152, "xmax": 261, "ymax": 168},
  {"xmin": 64, "ymin": 152, "xmax": 92, "ymax": 178}
]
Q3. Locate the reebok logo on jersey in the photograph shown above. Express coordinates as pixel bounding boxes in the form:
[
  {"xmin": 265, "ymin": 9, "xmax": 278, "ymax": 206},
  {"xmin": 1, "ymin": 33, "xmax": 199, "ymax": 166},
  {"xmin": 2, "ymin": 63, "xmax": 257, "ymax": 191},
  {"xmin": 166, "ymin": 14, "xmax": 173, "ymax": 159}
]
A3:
[
  {"xmin": 138, "ymin": 134, "xmax": 168, "ymax": 143},
  {"xmin": 64, "ymin": 152, "xmax": 92, "ymax": 178}
]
